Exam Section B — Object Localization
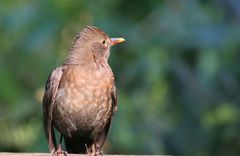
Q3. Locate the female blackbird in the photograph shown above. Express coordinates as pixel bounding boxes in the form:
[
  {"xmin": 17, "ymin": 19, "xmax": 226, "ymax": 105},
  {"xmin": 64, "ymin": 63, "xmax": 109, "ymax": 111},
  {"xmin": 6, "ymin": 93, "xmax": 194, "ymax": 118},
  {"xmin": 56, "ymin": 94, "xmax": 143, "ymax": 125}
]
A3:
[{"xmin": 42, "ymin": 26, "xmax": 125, "ymax": 154}]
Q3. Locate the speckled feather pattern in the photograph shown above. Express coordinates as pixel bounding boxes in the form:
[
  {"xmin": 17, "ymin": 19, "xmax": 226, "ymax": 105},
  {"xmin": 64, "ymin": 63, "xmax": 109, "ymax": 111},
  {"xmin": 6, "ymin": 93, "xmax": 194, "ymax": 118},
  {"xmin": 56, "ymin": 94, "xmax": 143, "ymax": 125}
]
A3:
[{"xmin": 53, "ymin": 64, "xmax": 114, "ymax": 138}]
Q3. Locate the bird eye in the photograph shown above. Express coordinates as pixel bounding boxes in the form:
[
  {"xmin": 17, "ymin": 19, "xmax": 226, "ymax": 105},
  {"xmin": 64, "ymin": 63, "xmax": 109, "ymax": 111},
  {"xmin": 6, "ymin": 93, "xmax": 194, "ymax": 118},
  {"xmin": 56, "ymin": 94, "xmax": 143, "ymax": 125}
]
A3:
[{"xmin": 101, "ymin": 39, "xmax": 106, "ymax": 45}]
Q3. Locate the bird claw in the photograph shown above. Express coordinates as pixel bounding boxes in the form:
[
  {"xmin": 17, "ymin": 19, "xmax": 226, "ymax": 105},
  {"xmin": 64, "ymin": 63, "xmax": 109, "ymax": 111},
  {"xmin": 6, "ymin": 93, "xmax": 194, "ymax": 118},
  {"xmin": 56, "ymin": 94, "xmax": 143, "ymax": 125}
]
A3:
[
  {"xmin": 88, "ymin": 151, "xmax": 103, "ymax": 156},
  {"xmin": 95, "ymin": 144, "xmax": 103, "ymax": 156},
  {"xmin": 53, "ymin": 144, "xmax": 68, "ymax": 156},
  {"xmin": 86, "ymin": 143, "xmax": 103, "ymax": 156},
  {"xmin": 91, "ymin": 152, "xmax": 103, "ymax": 156}
]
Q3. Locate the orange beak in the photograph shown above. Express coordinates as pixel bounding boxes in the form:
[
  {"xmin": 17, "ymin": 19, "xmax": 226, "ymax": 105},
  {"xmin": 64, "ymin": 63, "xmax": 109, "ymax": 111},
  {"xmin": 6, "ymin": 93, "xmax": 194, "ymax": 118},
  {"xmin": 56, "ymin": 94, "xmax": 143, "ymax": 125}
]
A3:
[{"xmin": 110, "ymin": 38, "xmax": 125, "ymax": 45}]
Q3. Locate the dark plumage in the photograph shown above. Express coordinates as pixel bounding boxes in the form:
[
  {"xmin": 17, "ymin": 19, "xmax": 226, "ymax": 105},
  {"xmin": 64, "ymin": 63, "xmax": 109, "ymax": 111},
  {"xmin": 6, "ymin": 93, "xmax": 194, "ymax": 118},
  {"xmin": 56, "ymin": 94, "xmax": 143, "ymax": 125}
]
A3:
[{"xmin": 42, "ymin": 26, "xmax": 124, "ymax": 154}]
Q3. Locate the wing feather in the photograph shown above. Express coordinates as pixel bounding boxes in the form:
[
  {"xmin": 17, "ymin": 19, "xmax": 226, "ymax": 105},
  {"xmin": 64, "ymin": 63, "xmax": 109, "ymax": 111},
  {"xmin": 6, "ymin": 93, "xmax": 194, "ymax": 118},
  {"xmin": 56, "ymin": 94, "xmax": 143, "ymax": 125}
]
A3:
[
  {"xmin": 111, "ymin": 85, "xmax": 118, "ymax": 114},
  {"xmin": 42, "ymin": 67, "xmax": 63, "ymax": 152}
]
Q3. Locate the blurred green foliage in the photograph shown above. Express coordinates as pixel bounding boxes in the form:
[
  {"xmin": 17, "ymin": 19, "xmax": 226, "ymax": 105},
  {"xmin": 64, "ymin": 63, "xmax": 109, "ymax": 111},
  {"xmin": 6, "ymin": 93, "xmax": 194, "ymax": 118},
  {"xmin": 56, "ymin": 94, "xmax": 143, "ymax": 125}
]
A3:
[{"xmin": 1, "ymin": 0, "xmax": 240, "ymax": 155}]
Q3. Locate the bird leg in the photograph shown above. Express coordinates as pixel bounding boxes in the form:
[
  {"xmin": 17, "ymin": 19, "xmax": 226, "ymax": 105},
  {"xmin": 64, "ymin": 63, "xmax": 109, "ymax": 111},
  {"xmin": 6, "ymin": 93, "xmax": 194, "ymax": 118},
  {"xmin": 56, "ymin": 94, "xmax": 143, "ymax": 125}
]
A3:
[
  {"xmin": 90, "ymin": 143, "xmax": 103, "ymax": 156},
  {"xmin": 85, "ymin": 144, "xmax": 91, "ymax": 154},
  {"xmin": 85, "ymin": 142, "xmax": 103, "ymax": 156},
  {"xmin": 53, "ymin": 135, "xmax": 68, "ymax": 156},
  {"xmin": 54, "ymin": 144, "xmax": 67, "ymax": 156}
]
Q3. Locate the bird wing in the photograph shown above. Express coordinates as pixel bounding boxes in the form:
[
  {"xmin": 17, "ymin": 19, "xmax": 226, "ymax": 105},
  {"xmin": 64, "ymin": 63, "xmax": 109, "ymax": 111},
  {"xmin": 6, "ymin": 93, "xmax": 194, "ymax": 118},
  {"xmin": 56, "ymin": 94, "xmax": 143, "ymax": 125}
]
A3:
[
  {"xmin": 42, "ymin": 66, "xmax": 63, "ymax": 153},
  {"xmin": 94, "ymin": 81, "xmax": 118, "ymax": 148},
  {"xmin": 111, "ymin": 84, "xmax": 118, "ymax": 115}
]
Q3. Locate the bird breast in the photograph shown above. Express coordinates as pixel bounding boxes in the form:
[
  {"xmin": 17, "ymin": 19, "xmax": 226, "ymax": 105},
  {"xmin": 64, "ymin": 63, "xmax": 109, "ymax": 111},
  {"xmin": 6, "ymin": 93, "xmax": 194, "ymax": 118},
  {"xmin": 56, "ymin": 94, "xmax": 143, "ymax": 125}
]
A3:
[{"xmin": 53, "ymin": 65, "xmax": 113, "ymax": 138}]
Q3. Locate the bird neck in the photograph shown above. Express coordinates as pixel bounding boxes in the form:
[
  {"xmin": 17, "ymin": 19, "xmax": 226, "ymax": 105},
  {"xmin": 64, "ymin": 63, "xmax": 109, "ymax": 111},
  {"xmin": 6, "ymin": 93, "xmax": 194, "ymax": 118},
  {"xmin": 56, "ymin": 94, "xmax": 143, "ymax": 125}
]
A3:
[
  {"xmin": 64, "ymin": 48, "xmax": 107, "ymax": 69},
  {"xmin": 64, "ymin": 48, "xmax": 92, "ymax": 65}
]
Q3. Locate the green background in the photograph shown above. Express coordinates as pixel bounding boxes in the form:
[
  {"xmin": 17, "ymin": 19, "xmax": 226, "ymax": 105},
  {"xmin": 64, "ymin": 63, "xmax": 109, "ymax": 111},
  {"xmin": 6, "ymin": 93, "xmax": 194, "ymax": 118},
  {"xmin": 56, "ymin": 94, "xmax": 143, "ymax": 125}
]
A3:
[{"xmin": 1, "ymin": 0, "xmax": 240, "ymax": 155}]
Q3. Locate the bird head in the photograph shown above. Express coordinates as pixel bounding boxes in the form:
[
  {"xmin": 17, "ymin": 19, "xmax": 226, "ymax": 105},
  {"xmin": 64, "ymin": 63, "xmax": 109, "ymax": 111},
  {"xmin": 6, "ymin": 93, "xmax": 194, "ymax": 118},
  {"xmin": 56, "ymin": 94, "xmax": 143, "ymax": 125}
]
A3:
[{"xmin": 66, "ymin": 26, "xmax": 125, "ymax": 65}]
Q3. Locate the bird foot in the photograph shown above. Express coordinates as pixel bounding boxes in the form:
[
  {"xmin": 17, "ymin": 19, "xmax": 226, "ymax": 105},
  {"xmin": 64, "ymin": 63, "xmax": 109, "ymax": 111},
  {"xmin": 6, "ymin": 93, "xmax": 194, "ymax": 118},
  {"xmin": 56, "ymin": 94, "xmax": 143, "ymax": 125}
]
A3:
[
  {"xmin": 92, "ymin": 151, "xmax": 103, "ymax": 156},
  {"xmin": 53, "ymin": 144, "xmax": 68, "ymax": 156},
  {"xmin": 86, "ymin": 143, "xmax": 103, "ymax": 156},
  {"xmin": 88, "ymin": 151, "xmax": 103, "ymax": 156},
  {"xmin": 95, "ymin": 144, "xmax": 103, "ymax": 156}
]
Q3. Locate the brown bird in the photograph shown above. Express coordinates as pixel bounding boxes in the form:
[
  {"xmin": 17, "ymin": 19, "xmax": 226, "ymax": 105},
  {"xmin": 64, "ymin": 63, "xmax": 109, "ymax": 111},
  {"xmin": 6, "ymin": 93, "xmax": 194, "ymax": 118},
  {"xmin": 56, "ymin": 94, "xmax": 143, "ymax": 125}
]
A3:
[{"xmin": 42, "ymin": 26, "xmax": 125, "ymax": 155}]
